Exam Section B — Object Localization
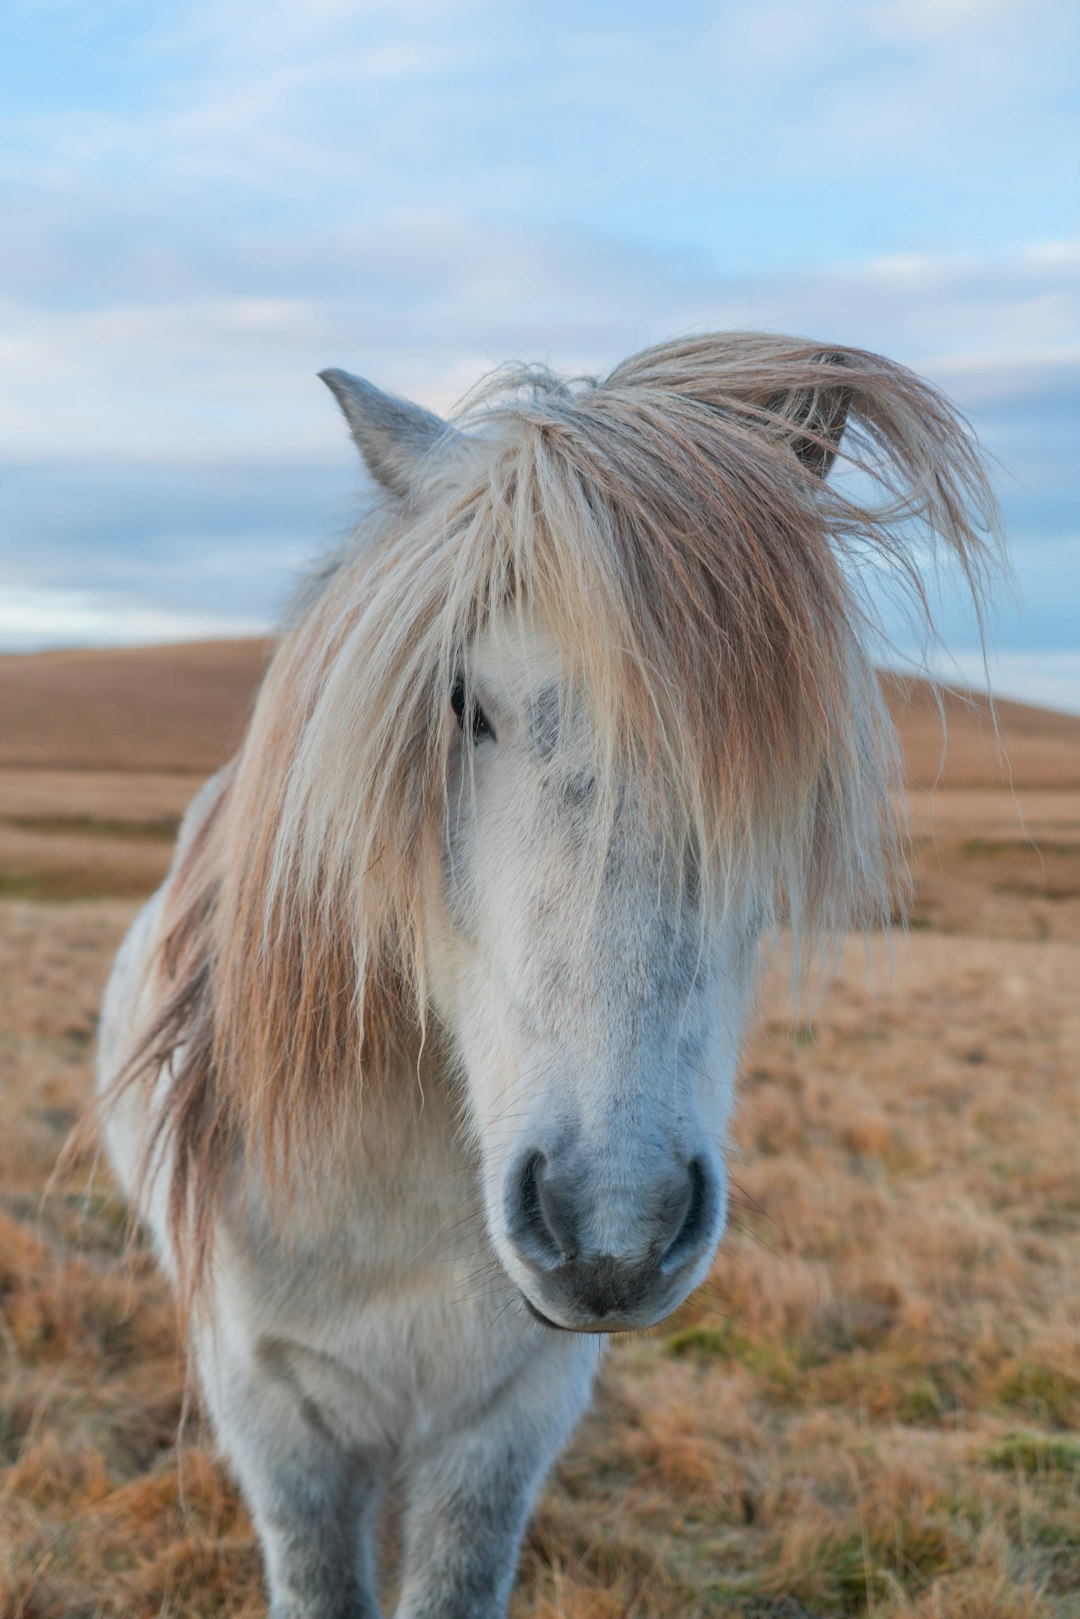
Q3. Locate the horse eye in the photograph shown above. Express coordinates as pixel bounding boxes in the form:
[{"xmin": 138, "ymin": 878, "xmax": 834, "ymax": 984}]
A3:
[{"xmin": 450, "ymin": 679, "xmax": 496, "ymax": 743}]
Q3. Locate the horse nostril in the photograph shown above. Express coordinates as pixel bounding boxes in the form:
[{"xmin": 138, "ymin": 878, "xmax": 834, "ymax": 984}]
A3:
[
  {"xmin": 658, "ymin": 1157, "xmax": 716, "ymax": 1274},
  {"xmin": 508, "ymin": 1149, "xmax": 579, "ymax": 1270}
]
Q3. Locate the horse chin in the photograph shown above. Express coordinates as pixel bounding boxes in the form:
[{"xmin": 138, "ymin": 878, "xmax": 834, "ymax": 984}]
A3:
[
  {"xmin": 518, "ymin": 1292, "xmax": 585, "ymax": 1333},
  {"xmin": 513, "ymin": 1272, "xmax": 703, "ymax": 1337}
]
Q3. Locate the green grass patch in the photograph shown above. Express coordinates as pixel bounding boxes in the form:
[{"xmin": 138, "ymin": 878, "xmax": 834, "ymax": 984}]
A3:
[
  {"xmin": 798, "ymin": 1348, "xmax": 965, "ymax": 1425},
  {"xmin": 997, "ymin": 1362, "xmax": 1080, "ymax": 1428},
  {"xmin": 666, "ymin": 1325, "xmax": 732, "ymax": 1360},
  {"xmin": 898, "ymin": 1378, "xmax": 948, "ymax": 1424},
  {"xmin": 960, "ymin": 837, "xmax": 1080, "ymax": 859},
  {"xmin": 757, "ymin": 1521, "xmax": 955, "ymax": 1615},
  {"xmin": 665, "ymin": 1326, "xmax": 799, "ymax": 1397},
  {"xmin": 0, "ymin": 867, "xmax": 158, "ymax": 902},
  {"xmin": 987, "ymin": 1431, "xmax": 1080, "ymax": 1475},
  {"xmin": 0, "ymin": 813, "xmax": 180, "ymax": 842}
]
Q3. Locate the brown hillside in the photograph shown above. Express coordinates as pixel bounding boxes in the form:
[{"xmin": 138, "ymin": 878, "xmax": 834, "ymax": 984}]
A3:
[
  {"xmin": 1, "ymin": 639, "xmax": 1078, "ymax": 789},
  {"xmin": 0, "ymin": 639, "xmax": 272, "ymax": 772},
  {"xmin": 881, "ymin": 670, "xmax": 1080, "ymax": 791}
]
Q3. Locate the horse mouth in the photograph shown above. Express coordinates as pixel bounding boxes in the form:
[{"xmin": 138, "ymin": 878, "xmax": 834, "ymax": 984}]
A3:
[
  {"xmin": 519, "ymin": 1292, "xmax": 575, "ymax": 1331},
  {"xmin": 518, "ymin": 1290, "xmax": 642, "ymax": 1336}
]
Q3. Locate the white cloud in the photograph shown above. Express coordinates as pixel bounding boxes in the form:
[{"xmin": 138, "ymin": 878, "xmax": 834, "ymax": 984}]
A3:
[
  {"xmin": 909, "ymin": 649, "xmax": 1080, "ymax": 715},
  {"xmin": 927, "ymin": 347, "xmax": 1080, "ymax": 405},
  {"xmin": 0, "ymin": 584, "xmax": 268, "ymax": 651},
  {"xmin": 0, "ymin": 232, "xmax": 1076, "ymax": 460},
  {"xmin": 879, "ymin": 0, "xmax": 1018, "ymax": 38}
]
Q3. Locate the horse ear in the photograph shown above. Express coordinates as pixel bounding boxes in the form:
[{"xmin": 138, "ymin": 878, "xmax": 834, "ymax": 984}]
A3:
[
  {"xmin": 765, "ymin": 353, "xmax": 853, "ymax": 478},
  {"xmin": 318, "ymin": 369, "xmax": 457, "ymax": 497}
]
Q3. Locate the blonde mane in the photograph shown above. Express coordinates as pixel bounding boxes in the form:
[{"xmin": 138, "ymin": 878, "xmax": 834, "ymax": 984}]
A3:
[{"xmin": 117, "ymin": 333, "xmax": 999, "ymax": 1291}]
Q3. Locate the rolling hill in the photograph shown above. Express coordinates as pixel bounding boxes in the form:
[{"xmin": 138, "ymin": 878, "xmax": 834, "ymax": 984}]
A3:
[{"xmin": 2, "ymin": 638, "xmax": 1079, "ymax": 788}]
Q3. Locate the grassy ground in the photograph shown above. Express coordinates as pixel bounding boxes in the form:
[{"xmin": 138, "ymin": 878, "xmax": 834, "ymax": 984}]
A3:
[{"xmin": 1, "ymin": 654, "xmax": 1078, "ymax": 1618}]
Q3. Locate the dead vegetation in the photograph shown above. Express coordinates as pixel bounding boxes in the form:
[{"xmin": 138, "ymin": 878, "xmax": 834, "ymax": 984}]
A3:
[{"xmin": 1, "ymin": 647, "xmax": 1078, "ymax": 1617}]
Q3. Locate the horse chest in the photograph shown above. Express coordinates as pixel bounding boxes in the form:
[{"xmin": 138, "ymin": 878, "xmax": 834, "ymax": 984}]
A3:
[{"xmin": 216, "ymin": 1135, "xmax": 539, "ymax": 1449}]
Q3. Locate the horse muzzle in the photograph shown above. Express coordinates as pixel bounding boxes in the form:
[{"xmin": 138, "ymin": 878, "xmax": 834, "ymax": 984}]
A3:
[{"xmin": 503, "ymin": 1146, "xmax": 726, "ymax": 1333}]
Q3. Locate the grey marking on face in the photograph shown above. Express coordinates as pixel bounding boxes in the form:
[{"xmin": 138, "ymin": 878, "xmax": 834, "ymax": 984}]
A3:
[
  {"xmin": 529, "ymin": 682, "xmax": 561, "ymax": 761},
  {"xmin": 442, "ymin": 759, "xmax": 483, "ymax": 943},
  {"xmin": 562, "ymin": 769, "xmax": 596, "ymax": 808}
]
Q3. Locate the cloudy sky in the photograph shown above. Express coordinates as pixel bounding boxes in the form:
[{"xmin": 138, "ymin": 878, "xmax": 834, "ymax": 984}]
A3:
[{"xmin": 2, "ymin": 0, "xmax": 1078, "ymax": 708}]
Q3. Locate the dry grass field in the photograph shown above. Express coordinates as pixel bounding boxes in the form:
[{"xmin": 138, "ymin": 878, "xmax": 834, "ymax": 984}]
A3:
[{"xmin": 1, "ymin": 643, "xmax": 1078, "ymax": 1618}]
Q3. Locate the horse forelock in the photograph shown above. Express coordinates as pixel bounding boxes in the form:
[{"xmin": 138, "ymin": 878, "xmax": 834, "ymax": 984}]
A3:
[{"xmin": 128, "ymin": 331, "xmax": 1000, "ymax": 1296}]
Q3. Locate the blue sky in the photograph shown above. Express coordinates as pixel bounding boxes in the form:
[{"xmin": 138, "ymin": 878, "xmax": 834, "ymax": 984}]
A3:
[{"xmin": 2, "ymin": 0, "xmax": 1078, "ymax": 708}]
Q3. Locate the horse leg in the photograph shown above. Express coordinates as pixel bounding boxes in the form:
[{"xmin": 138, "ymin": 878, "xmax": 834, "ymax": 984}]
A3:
[
  {"xmin": 201, "ymin": 1337, "xmax": 384, "ymax": 1619},
  {"xmin": 393, "ymin": 1343, "xmax": 597, "ymax": 1619}
]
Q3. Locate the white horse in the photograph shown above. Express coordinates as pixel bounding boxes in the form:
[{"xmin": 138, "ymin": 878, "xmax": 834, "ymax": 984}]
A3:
[{"xmin": 96, "ymin": 334, "xmax": 996, "ymax": 1618}]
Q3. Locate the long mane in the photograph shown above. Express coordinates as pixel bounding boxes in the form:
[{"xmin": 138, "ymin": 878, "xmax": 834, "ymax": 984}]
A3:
[{"xmin": 113, "ymin": 333, "xmax": 1000, "ymax": 1295}]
